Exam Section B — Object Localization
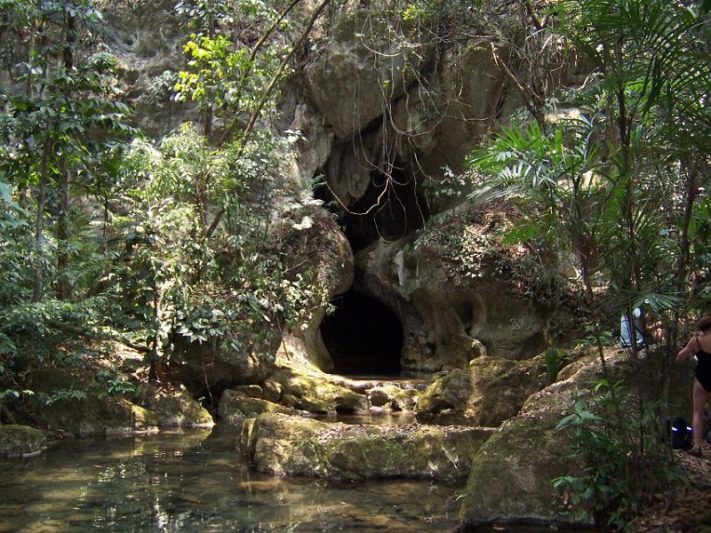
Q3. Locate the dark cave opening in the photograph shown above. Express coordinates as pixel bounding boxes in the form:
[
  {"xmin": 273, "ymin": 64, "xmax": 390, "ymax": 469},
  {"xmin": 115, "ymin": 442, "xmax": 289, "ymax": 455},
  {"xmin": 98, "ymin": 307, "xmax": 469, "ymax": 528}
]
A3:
[
  {"xmin": 314, "ymin": 161, "xmax": 430, "ymax": 253},
  {"xmin": 320, "ymin": 289, "xmax": 403, "ymax": 376}
]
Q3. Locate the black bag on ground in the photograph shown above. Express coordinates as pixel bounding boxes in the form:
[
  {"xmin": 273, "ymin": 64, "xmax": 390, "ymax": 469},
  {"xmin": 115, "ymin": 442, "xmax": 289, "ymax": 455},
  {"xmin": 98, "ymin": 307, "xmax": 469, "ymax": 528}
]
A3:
[{"xmin": 663, "ymin": 416, "xmax": 693, "ymax": 450}]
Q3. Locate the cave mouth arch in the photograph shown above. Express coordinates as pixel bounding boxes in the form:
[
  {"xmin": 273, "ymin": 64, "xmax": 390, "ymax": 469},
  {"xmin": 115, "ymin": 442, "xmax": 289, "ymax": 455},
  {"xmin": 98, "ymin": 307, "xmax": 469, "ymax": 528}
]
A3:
[{"xmin": 321, "ymin": 289, "xmax": 403, "ymax": 376}]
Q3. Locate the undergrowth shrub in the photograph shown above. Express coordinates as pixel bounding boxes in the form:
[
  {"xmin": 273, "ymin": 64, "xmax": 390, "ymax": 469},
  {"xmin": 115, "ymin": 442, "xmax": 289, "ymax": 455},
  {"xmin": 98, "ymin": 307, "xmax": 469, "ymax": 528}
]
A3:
[{"xmin": 553, "ymin": 379, "xmax": 683, "ymax": 531}]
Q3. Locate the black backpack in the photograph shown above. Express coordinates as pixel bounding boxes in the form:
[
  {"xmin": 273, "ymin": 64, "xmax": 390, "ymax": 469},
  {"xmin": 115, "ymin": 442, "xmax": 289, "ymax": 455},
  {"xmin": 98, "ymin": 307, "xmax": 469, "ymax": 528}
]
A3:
[{"xmin": 667, "ymin": 416, "xmax": 693, "ymax": 450}]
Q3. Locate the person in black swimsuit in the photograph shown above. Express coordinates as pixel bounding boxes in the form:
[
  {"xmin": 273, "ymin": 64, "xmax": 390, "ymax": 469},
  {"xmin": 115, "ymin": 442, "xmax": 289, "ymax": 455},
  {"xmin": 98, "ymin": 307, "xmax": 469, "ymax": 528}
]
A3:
[{"xmin": 676, "ymin": 314, "xmax": 711, "ymax": 456}]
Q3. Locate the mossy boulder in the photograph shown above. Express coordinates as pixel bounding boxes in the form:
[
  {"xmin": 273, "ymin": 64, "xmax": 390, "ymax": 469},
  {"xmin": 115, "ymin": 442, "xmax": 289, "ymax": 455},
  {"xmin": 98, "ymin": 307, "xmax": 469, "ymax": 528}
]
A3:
[
  {"xmin": 25, "ymin": 369, "xmax": 213, "ymax": 436},
  {"xmin": 25, "ymin": 367, "xmax": 154, "ymax": 436},
  {"xmin": 139, "ymin": 384, "xmax": 214, "ymax": 428},
  {"xmin": 264, "ymin": 364, "xmax": 368, "ymax": 414},
  {"xmin": 37, "ymin": 393, "xmax": 212, "ymax": 437},
  {"xmin": 365, "ymin": 384, "xmax": 420, "ymax": 411},
  {"xmin": 416, "ymin": 368, "xmax": 472, "ymax": 416},
  {"xmin": 456, "ymin": 348, "xmax": 691, "ymax": 528},
  {"xmin": 240, "ymin": 412, "xmax": 496, "ymax": 482},
  {"xmin": 0, "ymin": 425, "xmax": 48, "ymax": 457},
  {"xmin": 416, "ymin": 351, "xmax": 580, "ymax": 427},
  {"xmin": 218, "ymin": 389, "xmax": 296, "ymax": 427},
  {"xmin": 457, "ymin": 367, "xmax": 592, "ymax": 527}
]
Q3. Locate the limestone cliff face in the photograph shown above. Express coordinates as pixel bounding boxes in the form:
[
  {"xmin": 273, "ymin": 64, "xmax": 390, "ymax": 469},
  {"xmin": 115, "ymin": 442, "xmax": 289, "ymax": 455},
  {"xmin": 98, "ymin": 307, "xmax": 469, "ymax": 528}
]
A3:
[
  {"xmin": 99, "ymin": 0, "xmax": 571, "ymax": 374},
  {"xmin": 301, "ymin": 1, "xmax": 517, "ymax": 204},
  {"xmin": 354, "ymin": 203, "xmax": 553, "ymax": 372},
  {"xmin": 274, "ymin": 209, "xmax": 354, "ymax": 371},
  {"xmin": 98, "ymin": 0, "xmax": 195, "ymax": 137},
  {"xmin": 286, "ymin": 1, "xmax": 566, "ymax": 372}
]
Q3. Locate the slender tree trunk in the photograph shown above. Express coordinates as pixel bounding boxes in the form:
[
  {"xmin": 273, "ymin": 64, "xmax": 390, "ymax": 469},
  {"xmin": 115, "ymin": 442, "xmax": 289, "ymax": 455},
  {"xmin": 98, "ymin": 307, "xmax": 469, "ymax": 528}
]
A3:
[
  {"xmin": 55, "ymin": 8, "xmax": 76, "ymax": 300},
  {"xmin": 32, "ymin": 128, "xmax": 53, "ymax": 303},
  {"xmin": 55, "ymin": 162, "xmax": 71, "ymax": 300},
  {"xmin": 663, "ymin": 158, "xmax": 699, "ymax": 408},
  {"xmin": 675, "ymin": 159, "xmax": 697, "ymax": 294},
  {"xmin": 203, "ymin": 105, "xmax": 213, "ymax": 138}
]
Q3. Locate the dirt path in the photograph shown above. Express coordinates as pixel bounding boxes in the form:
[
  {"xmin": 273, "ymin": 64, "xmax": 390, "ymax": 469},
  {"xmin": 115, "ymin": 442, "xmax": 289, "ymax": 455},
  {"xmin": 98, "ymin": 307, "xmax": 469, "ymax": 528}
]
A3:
[{"xmin": 637, "ymin": 448, "xmax": 711, "ymax": 532}]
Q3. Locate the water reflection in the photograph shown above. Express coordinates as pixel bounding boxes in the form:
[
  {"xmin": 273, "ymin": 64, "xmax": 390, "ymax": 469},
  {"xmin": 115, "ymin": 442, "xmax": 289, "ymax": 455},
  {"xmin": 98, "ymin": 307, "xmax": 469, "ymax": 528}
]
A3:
[{"xmin": 0, "ymin": 426, "xmax": 460, "ymax": 532}]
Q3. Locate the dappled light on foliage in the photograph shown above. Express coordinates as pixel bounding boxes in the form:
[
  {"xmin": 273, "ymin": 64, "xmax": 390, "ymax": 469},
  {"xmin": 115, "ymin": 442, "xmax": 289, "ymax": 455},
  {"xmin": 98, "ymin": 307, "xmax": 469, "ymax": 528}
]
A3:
[{"xmin": 0, "ymin": 0, "xmax": 709, "ymax": 531}]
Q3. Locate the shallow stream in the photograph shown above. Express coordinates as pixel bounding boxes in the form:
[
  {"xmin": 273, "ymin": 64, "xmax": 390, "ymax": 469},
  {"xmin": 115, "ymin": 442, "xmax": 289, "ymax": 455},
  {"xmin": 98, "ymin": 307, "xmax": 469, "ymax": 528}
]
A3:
[{"xmin": 0, "ymin": 423, "xmax": 461, "ymax": 532}]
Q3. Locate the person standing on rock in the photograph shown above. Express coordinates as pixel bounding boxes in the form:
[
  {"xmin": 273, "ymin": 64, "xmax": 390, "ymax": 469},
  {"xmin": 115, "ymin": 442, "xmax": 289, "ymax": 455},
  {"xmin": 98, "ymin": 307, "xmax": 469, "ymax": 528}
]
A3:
[
  {"xmin": 675, "ymin": 314, "xmax": 711, "ymax": 457},
  {"xmin": 620, "ymin": 302, "xmax": 664, "ymax": 349}
]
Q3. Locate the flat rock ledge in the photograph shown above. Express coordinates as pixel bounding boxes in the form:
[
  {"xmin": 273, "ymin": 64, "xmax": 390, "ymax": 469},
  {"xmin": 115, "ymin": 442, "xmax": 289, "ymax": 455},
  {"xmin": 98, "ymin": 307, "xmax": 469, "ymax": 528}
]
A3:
[
  {"xmin": 239, "ymin": 412, "xmax": 496, "ymax": 483},
  {"xmin": 0, "ymin": 425, "xmax": 48, "ymax": 458}
]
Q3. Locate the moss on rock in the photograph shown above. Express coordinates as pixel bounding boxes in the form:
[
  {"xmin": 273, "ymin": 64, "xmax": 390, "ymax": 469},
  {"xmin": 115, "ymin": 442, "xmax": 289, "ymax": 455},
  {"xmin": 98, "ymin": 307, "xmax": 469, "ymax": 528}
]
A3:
[
  {"xmin": 240, "ymin": 412, "xmax": 495, "ymax": 482},
  {"xmin": 26, "ymin": 371, "xmax": 213, "ymax": 436},
  {"xmin": 456, "ymin": 348, "xmax": 676, "ymax": 528},
  {"xmin": 264, "ymin": 365, "xmax": 368, "ymax": 414},
  {"xmin": 141, "ymin": 385, "xmax": 214, "ymax": 428},
  {"xmin": 416, "ymin": 351, "xmax": 582, "ymax": 427},
  {"xmin": 0, "ymin": 425, "xmax": 48, "ymax": 457},
  {"xmin": 218, "ymin": 389, "xmax": 296, "ymax": 427}
]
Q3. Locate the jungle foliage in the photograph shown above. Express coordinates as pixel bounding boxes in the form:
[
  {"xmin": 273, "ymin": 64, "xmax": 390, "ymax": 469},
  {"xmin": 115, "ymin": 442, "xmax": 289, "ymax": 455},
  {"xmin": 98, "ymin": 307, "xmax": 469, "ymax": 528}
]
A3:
[
  {"xmin": 0, "ymin": 0, "xmax": 327, "ymax": 422},
  {"xmin": 466, "ymin": 0, "xmax": 710, "ymax": 528},
  {"xmin": 0, "ymin": 0, "xmax": 710, "ymax": 526}
]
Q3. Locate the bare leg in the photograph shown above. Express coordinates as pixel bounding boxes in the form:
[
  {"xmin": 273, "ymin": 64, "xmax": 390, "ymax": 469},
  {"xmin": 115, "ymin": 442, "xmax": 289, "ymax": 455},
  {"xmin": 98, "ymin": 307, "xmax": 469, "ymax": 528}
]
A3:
[{"xmin": 692, "ymin": 379, "xmax": 709, "ymax": 448}]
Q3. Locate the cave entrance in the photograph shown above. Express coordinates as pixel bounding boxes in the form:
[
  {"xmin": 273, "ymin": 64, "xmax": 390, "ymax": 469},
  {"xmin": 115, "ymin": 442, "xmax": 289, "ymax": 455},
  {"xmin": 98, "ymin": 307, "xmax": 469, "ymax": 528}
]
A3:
[
  {"xmin": 321, "ymin": 289, "xmax": 402, "ymax": 376},
  {"xmin": 314, "ymin": 156, "xmax": 431, "ymax": 253}
]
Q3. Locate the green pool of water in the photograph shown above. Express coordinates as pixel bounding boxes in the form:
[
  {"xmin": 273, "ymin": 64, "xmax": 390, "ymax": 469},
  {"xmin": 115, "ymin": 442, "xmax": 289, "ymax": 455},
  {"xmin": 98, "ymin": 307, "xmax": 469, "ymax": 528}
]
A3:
[{"xmin": 0, "ymin": 426, "xmax": 460, "ymax": 532}]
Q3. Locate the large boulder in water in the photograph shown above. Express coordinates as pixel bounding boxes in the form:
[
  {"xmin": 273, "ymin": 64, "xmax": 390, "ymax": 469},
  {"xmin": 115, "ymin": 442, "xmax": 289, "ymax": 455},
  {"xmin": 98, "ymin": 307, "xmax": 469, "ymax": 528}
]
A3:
[
  {"xmin": 0, "ymin": 425, "xmax": 48, "ymax": 457},
  {"xmin": 262, "ymin": 362, "xmax": 368, "ymax": 414},
  {"xmin": 24, "ymin": 369, "xmax": 213, "ymax": 437},
  {"xmin": 239, "ymin": 412, "xmax": 496, "ymax": 482},
  {"xmin": 138, "ymin": 383, "xmax": 214, "ymax": 428},
  {"xmin": 218, "ymin": 388, "xmax": 296, "ymax": 427}
]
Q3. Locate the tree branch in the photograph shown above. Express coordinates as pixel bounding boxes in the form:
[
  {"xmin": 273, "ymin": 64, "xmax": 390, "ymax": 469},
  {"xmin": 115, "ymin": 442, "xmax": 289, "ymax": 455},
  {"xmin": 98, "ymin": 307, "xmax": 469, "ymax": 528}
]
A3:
[
  {"xmin": 490, "ymin": 43, "xmax": 545, "ymax": 127},
  {"xmin": 206, "ymin": 0, "xmax": 332, "ymax": 240}
]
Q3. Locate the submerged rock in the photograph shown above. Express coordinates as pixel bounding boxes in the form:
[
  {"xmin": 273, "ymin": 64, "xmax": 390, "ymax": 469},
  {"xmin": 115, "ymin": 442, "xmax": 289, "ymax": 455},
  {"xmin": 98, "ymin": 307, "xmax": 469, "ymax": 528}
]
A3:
[
  {"xmin": 0, "ymin": 425, "xmax": 48, "ymax": 457},
  {"xmin": 239, "ymin": 412, "xmax": 496, "ymax": 482}
]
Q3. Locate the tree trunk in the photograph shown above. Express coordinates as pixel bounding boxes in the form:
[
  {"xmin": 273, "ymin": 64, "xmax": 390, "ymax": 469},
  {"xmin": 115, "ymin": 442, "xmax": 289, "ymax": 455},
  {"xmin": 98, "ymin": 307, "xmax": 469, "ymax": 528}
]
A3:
[
  {"xmin": 55, "ymin": 163, "xmax": 71, "ymax": 300},
  {"xmin": 55, "ymin": 8, "xmax": 76, "ymax": 300},
  {"xmin": 32, "ymin": 128, "xmax": 52, "ymax": 303}
]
